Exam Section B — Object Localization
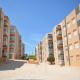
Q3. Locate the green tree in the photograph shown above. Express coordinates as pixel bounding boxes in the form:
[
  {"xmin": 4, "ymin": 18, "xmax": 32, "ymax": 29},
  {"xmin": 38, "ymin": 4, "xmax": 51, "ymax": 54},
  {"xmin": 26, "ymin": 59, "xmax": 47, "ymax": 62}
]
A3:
[
  {"xmin": 21, "ymin": 54, "xmax": 28, "ymax": 60},
  {"xmin": 28, "ymin": 55, "xmax": 36, "ymax": 60},
  {"xmin": 47, "ymin": 54, "xmax": 55, "ymax": 65}
]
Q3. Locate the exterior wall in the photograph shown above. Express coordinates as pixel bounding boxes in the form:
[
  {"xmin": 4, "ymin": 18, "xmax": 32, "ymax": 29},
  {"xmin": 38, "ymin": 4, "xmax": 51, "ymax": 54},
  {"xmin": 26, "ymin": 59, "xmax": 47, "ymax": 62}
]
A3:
[
  {"xmin": 9, "ymin": 26, "xmax": 16, "ymax": 59},
  {"xmin": 0, "ymin": 8, "xmax": 24, "ymax": 61},
  {"xmin": 53, "ymin": 27, "xmax": 59, "ymax": 65},
  {"xmin": 62, "ymin": 4, "xmax": 80, "ymax": 66},
  {"xmin": 53, "ymin": 25, "xmax": 64, "ymax": 65},
  {"xmin": 42, "ymin": 34, "xmax": 49, "ymax": 62},
  {"xmin": 16, "ymin": 35, "xmax": 22, "ymax": 59},
  {"xmin": 35, "ymin": 42, "xmax": 43, "ymax": 62},
  {"xmin": 9, "ymin": 26, "xmax": 22, "ymax": 59},
  {"xmin": 0, "ymin": 8, "xmax": 4, "ymax": 58},
  {"xmin": 0, "ymin": 8, "xmax": 11, "ymax": 61},
  {"xmin": 21, "ymin": 43, "xmax": 25, "ymax": 57},
  {"xmin": 35, "ymin": 4, "xmax": 80, "ymax": 67},
  {"xmin": 35, "ymin": 46, "xmax": 39, "ymax": 61},
  {"xmin": 3, "ymin": 16, "xmax": 10, "ymax": 58},
  {"xmin": 42, "ymin": 32, "xmax": 54, "ymax": 62}
]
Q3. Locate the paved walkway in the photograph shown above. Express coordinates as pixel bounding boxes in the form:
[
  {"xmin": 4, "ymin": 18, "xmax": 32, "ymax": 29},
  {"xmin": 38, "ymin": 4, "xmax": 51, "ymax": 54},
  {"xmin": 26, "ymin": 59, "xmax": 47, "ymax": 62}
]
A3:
[{"xmin": 0, "ymin": 60, "xmax": 80, "ymax": 80}]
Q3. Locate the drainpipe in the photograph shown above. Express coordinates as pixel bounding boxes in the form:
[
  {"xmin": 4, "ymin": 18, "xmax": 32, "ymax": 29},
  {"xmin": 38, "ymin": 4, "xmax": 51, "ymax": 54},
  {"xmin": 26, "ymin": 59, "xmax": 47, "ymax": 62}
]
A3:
[{"xmin": 65, "ymin": 19, "xmax": 71, "ymax": 66}]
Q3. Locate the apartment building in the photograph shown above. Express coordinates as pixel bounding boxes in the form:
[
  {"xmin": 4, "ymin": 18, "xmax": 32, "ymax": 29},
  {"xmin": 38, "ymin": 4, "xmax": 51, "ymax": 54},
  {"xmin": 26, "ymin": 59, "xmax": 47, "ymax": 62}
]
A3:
[
  {"xmin": 42, "ymin": 32, "xmax": 54, "ymax": 62},
  {"xmin": 17, "ymin": 35, "xmax": 22, "ymax": 59},
  {"xmin": 35, "ymin": 41, "xmax": 43, "ymax": 62},
  {"xmin": 35, "ymin": 46, "xmax": 38, "ymax": 61},
  {"xmin": 61, "ymin": 4, "xmax": 80, "ymax": 66},
  {"xmin": 0, "ymin": 8, "xmax": 4, "ymax": 59},
  {"xmin": 52, "ymin": 4, "xmax": 80, "ymax": 66},
  {"xmin": 3, "ymin": 16, "xmax": 10, "ymax": 58},
  {"xmin": 52, "ymin": 25, "xmax": 64, "ymax": 65},
  {"xmin": 9, "ymin": 26, "xmax": 24, "ymax": 59},
  {"xmin": 36, "ymin": 4, "xmax": 80, "ymax": 67},
  {"xmin": 21, "ymin": 43, "xmax": 25, "ymax": 57},
  {"xmin": 0, "ymin": 8, "xmax": 24, "ymax": 61},
  {"xmin": 0, "ymin": 8, "xmax": 10, "ymax": 60},
  {"xmin": 9, "ymin": 26, "xmax": 17, "ymax": 59},
  {"xmin": 36, "ymin": 32, "xmax": 54, "ymax": 63}
]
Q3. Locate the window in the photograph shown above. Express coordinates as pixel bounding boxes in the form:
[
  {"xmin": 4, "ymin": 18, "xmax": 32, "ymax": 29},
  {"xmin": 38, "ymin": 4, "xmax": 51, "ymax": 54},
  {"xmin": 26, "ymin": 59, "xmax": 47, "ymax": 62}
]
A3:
[
  {"xmin": 10, "ymin": 29, "xmax": 15, "ymax": 33},
  {"xmin": 67, "ymin": 23, "xmax": 70, "ymax": 28},
  {"xmin": 48, "ymin": 44, "xmax": 53, "ymax": 49},
  {"xmin": 73, "ymin": 30, "xmax": 78, "ymax": 36},
  {"xmin": 10, "ymin": 37, "xmax": 15, "ymax": 40},
  {"xmin": 68, "ymin": 33, "xmax": 71, "ymax": 39},
  {"xmin": 10, "ymin": 48, "xmax": 14, "ymax": 53},
  {"xmin": 69, "ymin": 45, "xmax": 73, "ymax": 50},
  {"xmin": 74, "ymin": 43, "xmax": 80, "ymax": 48},
  {"xmin": 10, "ymin": 44, "xmax": 15, "ymax": 47},
  {"xmin": 77, "ymin": 19, "xmax": 80, "ymax": 26}
]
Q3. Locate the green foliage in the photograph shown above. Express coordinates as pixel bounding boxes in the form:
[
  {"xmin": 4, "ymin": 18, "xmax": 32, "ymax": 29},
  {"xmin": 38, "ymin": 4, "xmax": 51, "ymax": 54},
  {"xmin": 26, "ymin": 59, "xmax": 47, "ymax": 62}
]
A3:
[
  {"xmin": 21, "ymin": 54, "xmax": 28, "ymax": 60},
  {"xmin": 47, "ymin": 54, "xmax": 55, "ymax": 64},
  {"xmin": 28, "ymin": 55, "xmax": 36, "ymax": 60},
  {"xmin": 21, "ymin": 56, "xmax": 26, "ymax": 60}
]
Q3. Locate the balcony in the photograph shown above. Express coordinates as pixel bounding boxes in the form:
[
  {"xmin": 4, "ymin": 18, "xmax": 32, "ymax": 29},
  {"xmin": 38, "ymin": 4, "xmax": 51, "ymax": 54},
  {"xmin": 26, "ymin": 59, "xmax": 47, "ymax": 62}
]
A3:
[
  {"xmin": 56, "ymin": 30, "xmax": 62, "ymax": 36},
  {"xmin": 57, "ymin": 34, "xmax": 62, "ymax": 40},
  {"xmin": 59, "ymin": 59, "xmax": 64, "ymax": 65},
  {"xmin": 58, "ymin": 50, "xmax": 63, "ymax": 54},
  {"xmin": 58, "ymin": 54, "xmax": 64, "ymax": 65},
  {"xmin": 3, "ymin": 28, "xmax": 9, "ymax": 36},
  {"xmin": 3, "ymin": 41, "xmax": 8, "ymax": 46},
  {"xmin": 4, "ymin": 21, "xmax": 9, "ymax": 27},
  {"xmin": 57, "ymin": 40, "xmax": 63, "ymax": 45},
  {"xmin": 10, "ymin": 40, "xmax": 15, "ymax": 43},
  {"xmin": 4, "ymin": 31, "xmax": 8, "ymax": 36},
  {"xmin": 57, "ymin": 40, "xmax": 63, "ymax": 49},
  {"xmin": 56, "ymin": 25, "xmax": 61, "ymax": 31}
]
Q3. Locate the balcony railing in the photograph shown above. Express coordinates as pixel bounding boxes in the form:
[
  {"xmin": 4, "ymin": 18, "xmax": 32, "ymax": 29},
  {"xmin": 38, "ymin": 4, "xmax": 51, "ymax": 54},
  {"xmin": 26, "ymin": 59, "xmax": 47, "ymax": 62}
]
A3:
[
  {"xmin": 3, "ymin": 41, "xmax": 8, "ymax": 45},
  {"xmin": 57, "ymin": 31, "xmax": 62, "ymax": 36},
  {"xmin": 58, "ymin": 50, "xmax": 63, "ymax": 54},
  {"xmin": 57, "ymin": 40, "xmax": 63, "ymax": 45},
  {"xmin": 58, "ymin": 54, "xmax": 64, "ymax": 60},
  {"xmin": 4, "ymin": 31, "xmax": 8, "ymax": 35},
  {"xmin": 56, "ymin": 25, "xmax": 61, "ymax": 31}
]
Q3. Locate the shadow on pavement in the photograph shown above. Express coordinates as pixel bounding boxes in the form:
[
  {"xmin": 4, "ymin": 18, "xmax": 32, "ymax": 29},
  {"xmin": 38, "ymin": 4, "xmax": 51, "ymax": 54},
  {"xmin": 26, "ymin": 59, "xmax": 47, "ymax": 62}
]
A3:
[{"xmin": 0, "ymin": 60, "xmax": 26, "ymax": 71}]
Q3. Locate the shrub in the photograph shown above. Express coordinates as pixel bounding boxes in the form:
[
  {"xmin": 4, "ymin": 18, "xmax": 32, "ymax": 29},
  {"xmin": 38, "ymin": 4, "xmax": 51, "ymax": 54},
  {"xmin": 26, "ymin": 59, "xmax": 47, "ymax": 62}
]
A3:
[{"xmin": 47, "ymin": 54, "xmax": 55, "ymax": 65}]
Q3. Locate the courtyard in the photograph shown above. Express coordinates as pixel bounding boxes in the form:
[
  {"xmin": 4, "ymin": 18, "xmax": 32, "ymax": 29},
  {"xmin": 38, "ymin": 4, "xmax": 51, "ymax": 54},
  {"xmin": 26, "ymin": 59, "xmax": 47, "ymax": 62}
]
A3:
[{"xmin": 0, "ymin": 60, "xmax": 80, "ymax": 80}]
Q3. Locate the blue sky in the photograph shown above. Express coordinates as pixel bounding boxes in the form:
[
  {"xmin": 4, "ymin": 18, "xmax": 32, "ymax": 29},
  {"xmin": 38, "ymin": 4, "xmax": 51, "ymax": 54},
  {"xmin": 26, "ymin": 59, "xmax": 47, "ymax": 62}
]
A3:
[{"xmin": 0, "ymin": 0, "xmax": 80, "ymax": 54}]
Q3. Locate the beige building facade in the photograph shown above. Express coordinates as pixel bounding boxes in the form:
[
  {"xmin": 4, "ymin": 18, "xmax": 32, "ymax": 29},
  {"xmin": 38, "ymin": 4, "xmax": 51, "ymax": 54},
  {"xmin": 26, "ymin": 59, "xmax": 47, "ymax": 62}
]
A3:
[
  {"xmin": 52, "ymin": 25, "xmax": 64, "ymax": 65},
  {"xmin": 36, "ymin": 32, "xmax": 54, "ymax": 63},
  {"xmin": 53, "ymin": 4, "xmax": 80, "ymax": 66},
  {"xmin": 36, "ymin": 4, "xmax": 80, "ymax": 67},
  {"xmin": 61, "ymin": 4, "xmax": 80, "ymax": 66},
  {"xmin": 35, "ymin": 41, "xmax": 43, "ymax": 62}
]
